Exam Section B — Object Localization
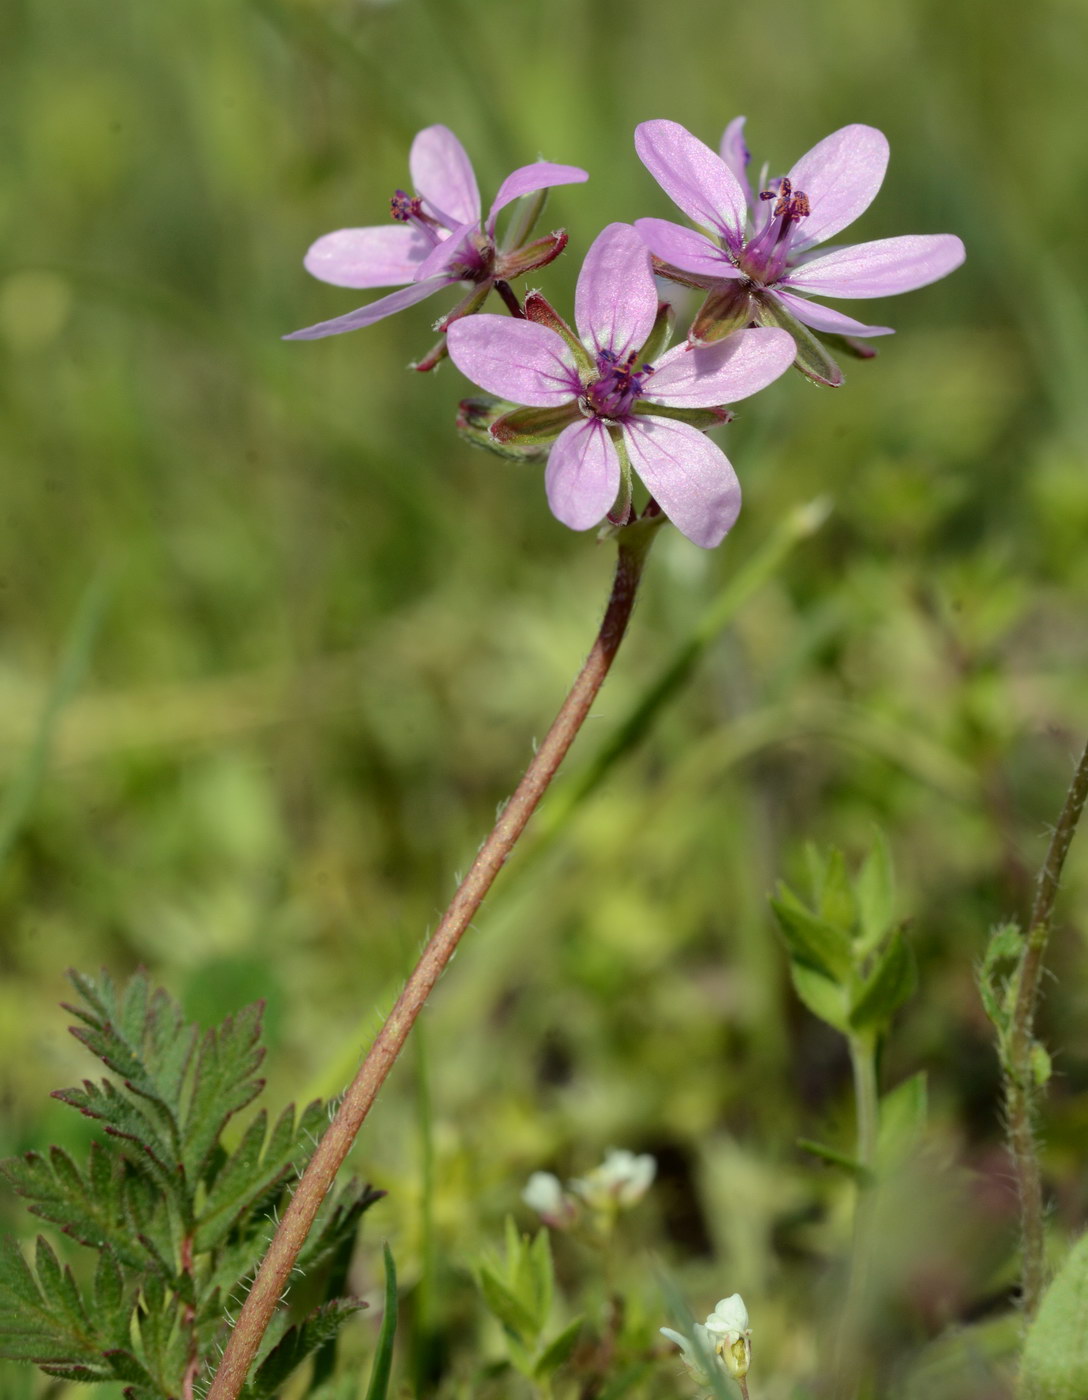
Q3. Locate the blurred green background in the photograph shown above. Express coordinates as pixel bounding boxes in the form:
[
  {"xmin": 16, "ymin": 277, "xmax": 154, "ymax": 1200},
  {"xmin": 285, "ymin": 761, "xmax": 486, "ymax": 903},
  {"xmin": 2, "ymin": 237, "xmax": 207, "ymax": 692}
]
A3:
[{"xmin": 2, "ymin": 0, "xmax": 1088, "ymax": 1394}]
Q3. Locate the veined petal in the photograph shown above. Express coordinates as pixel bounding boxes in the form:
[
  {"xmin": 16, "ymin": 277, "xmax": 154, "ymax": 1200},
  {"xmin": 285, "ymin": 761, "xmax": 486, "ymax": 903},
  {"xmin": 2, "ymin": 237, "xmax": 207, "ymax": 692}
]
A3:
[
  {"xmin": 413, "ymin": 219, "xmax": 478, "ymax": 281},
  {"xmin": 634, "ymin": 218, "xmax": 744, "ymax": 282},
  {"xmin": 786, "ymin": 124, "xmax": 889, "ymax": 252},
  {"xmin": 410, "ymin": 124, "xmax": 481, "ymax": 229},
  {"xmin": 774, "ymin": 289, "xmax": 894, "ymax": 336},
  {"xmin": 545, "ymin": 419, "xmax": 621, "ymax": 530},
  {"xmin": 575, "ymin": 223, "xmax": 658, "ymax": 358},
  {"xmin": 648, "ymin": 327, "xmax": 795, "ymax": 406},
  {"xmin": 446, "ymin": 315, "xmax": 580, "ymax": 406},
  {"xmin": 635, "ymin": 120, "xmax": 747, "ymax": 247},
  {"xmin": 783, "ymin": 233, "xmax": 966, "ymax": 297},
  {"xmin": 303, "ymin": 225, "xmax": 430, "ymax": 289},
  {"xmin": 623, "ymin": 416, "xmax": 741, "ymax": 548},
  {"xmin": 719, "ymin": 115, "xmax": 756, "ymax": 214},
  {"xmin": 488, "ymin": 162, "xmax": 589, "ymax": 227},
  {"xmin": 284, "ymin": 276, "xmax": 451, "ymax": 339}
]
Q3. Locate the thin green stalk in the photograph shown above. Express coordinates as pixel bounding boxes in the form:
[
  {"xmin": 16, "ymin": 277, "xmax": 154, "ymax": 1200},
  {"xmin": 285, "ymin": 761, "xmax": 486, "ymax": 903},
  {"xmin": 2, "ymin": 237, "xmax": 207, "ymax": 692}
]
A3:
[
  {"xmin": 837, "ymin": 1033, "xmax": 880, "ymax": 1394},
  {"xmin": 205, "ymin": 521, "xmax": 661, "ymax": 1400},
  {"xmin": 1006, "ymin": 737, "xmax": 1088, "ymax": 1319}
]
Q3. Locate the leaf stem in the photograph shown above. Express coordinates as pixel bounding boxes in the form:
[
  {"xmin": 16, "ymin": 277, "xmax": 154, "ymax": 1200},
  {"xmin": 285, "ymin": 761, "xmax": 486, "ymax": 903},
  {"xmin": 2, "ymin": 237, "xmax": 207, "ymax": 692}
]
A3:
[
  {"xmin": 1006, "ymin": 736, "xmax": 1088, "ymax": 1319},
  {"xmin": 205, "ymin": 521, "xmax": 661, "ymax": 1400}
]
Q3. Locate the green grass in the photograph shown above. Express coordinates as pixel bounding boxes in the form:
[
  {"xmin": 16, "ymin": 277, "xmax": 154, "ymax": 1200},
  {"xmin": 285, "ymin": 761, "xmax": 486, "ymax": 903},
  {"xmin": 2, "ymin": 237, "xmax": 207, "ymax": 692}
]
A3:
[{"xmin": 3, "ymin": 0, "xmax": 1088, "ymax": 1394}]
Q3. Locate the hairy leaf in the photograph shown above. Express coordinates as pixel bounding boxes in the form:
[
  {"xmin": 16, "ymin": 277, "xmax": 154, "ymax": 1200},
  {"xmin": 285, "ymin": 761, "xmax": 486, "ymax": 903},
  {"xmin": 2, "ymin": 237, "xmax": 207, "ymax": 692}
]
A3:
[
  {"xmin": 181, "ymin": 1003, "xmax": 266, "ymax": 1184},
  {"xmin": 241, "ymin": 1299, "xmax": 365, "ymax": 1400}
]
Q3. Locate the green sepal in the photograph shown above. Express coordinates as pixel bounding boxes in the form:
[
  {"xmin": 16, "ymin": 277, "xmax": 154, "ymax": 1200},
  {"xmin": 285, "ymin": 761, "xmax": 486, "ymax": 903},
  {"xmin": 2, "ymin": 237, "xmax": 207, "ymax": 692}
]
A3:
[
  {"xmin": 496, "ymin": 229, "xmax": 568, "ymax": 279},
  {"xmin": 457, "ymin": 396, "xmax": 550, "ymax": 461},
  {"xmin": 524, "ymin": 293, "xmax": 593, "ymax": 371},
  {"xmin": 848, "ymin": 929, "xmax": 916, "ymax": 1033},
  {"xmin": 820, "ymin": 332, "xmax": 879, "ymax": 361},
  {"xmin": 690, "ymin": 282, "xmax": 756, "ymax": 343},
  {"xmin": 752, "ymin": 293, "xmax": 844, "ymax": 386},
  {"xmin": 633, "ymin": 402, "xmax": 733, "ymax": 430},
  {"xmin": 491, "ymin": 402, "xmax": 580, "ymax": 445},
  {"xmin": 636, "ymin": 300, "xmax": 674, "ymax": 364}
]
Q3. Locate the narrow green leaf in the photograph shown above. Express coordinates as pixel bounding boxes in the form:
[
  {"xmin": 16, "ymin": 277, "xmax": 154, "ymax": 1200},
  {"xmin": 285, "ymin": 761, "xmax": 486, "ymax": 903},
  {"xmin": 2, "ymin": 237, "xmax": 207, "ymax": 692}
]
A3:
[
  {"xmin": 796, "ymin": 1138, "xmax": 869, "ymax": 1179},
  {"xmin": 533, "ymin": 1315, "xmax": 584, "ymax": 1378},
  {"xmin": 849, "ymin": 930, "xmax": 917, "ymax": 1032},
  {"xmin": 527, "ymin": 1228, "xmax": 553, "ymax": 1331},
  {"xmin": 363, "ymin": 1243, "xmax": 398, "ymax": 1400},
  {"xmin": 1019, "ymin": 1231, "xmax": 1088, "ymax": 1398}
]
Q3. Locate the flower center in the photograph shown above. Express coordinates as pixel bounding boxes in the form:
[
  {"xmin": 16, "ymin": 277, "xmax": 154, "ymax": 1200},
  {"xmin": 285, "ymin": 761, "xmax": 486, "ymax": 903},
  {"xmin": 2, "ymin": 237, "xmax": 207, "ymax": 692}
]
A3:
[
  {"xmin": 389, "ymin": 189, "xmax": 445, "ymax": 247},
  {"xmin": 737, "ymin": 176, "xmax": 811, "ymax": 284},
  {"xmin": 585, "ymin": 349, "xmax": 652, "ymax": 420}
]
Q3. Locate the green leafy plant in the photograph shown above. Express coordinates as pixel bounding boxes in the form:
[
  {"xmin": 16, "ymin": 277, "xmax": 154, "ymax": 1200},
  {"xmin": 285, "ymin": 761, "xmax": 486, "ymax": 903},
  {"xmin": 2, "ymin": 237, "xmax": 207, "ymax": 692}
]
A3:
[{"xmin": 0, "ymin": 970, "xmax": 384, "ymax": 1399}]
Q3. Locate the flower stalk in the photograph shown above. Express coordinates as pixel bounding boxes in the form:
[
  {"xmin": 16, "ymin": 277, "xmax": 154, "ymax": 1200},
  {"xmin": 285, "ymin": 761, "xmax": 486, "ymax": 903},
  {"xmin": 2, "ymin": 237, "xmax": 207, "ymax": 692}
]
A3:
[
  {"xmin": 204, "ymin": 518, "xmax": 662, "ymax": 1400},
  {"xmin": 1006, "ymin": 736, "xmax": 1088, "ymax": 1319}
]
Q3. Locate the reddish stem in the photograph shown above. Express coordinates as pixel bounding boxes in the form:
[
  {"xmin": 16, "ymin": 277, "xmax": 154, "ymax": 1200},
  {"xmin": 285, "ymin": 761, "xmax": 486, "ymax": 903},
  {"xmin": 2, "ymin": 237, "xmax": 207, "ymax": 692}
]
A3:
[{"xmin": 205, "ymin": 524, "xmax": 659, "ymax": 1399}]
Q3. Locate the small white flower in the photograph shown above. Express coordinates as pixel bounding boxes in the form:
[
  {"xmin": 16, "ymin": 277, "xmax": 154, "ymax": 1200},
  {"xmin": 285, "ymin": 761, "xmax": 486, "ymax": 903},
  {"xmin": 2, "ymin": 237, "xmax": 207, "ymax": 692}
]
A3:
[
  {"xmin": 661, "ymin": 1294, "xmax": 752, "ymax": 1391},
  {"xmin": 522, "ymin": 1171, "xmax": 577, "ymax": 1227},
  {"xmin": 569, "ymin": 1148, "xmax": 657, "ymax": 1210},
  {"xmin": 704, "ymin": 1293, "xmax": 751, "ymax": 1381}
]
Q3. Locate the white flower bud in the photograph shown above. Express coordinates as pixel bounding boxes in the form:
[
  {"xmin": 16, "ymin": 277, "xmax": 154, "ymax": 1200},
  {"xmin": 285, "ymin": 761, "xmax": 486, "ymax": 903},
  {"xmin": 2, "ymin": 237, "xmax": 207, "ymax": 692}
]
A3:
[{"xmin": 569, "ymin": 1148, "xmax": 656, "ymax": 1210}]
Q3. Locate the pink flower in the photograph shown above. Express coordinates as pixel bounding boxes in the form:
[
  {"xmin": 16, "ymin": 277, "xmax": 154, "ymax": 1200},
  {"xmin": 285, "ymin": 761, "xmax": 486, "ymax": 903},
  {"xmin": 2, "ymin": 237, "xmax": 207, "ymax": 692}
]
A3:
[
  {"xmin": 286, "ymin": 125, "xmax": 587, "ymax": 348},
  {"xmin": 446, "ymin": 223, "xmax": 795, "ymax": 548},
  {"xmin": 634, "ymin": 118, "xmax": 965, "ymax": 385}
]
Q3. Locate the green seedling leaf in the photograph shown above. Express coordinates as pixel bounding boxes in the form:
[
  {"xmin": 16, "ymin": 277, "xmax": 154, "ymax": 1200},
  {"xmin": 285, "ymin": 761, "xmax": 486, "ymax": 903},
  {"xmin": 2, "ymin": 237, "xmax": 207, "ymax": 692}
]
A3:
[
  {"xmin": 978, "ymin": 921, "xmax": 1025, "ymax": 1038},
  {"xmin": 363, "ymin": 1243, "xmax": 398, "ymax": 1400},
  {"xmin": 526, "ymin": 1228, "xmax": 554, "ymax": 1333},
  {"xmin": 1019, "ymin": 1231, "xmax": 1088, "ymax": 1399},
  {"xmin": 1031, "ymin": 1042, "xmax": 1053, "ymax": 1088},
  {"xmin": 477, "ymin": 1265, "xmax": 539, "ymax": 1346},
  {"xmin": 876, "ymin": 1072, "xmax": 927, "ymax": 1168},
  {"xmin": 771, "ymin": 885, "xmax": 854, "ymax": 982},
  {"xmin": 533, "ymin": 1315, "xmax": 585, "ymax": 1379},
  {"xmin": 788, "ymin": 961, "xmax": 849, "ymax": 1033},
  {"xmin": 849, "ymin": 930, "xmax": 916, "ymax": 1033},
  {"xmin": 855, "ymin": 832, "xmax": 895, "ymax": 955}
]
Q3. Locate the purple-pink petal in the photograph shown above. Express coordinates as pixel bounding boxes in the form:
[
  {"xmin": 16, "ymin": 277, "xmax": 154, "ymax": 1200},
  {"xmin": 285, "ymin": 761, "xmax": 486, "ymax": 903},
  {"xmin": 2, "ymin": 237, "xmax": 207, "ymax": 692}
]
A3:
[
  {"xmin": 634, "ymin": 120, "xmax": 747, "ymax": 247},
  {"xmin": 284, "ymin": 276, "xmax": 452, "ymax": 340},
  {"xmin": 446, "ymin": 315, "xmax": 580, "ymax": 406},
  {"xmin": 545, "ymin": 419, "xmax": 621, "ymax": 531},
  {"xmin": 783, "ymin": 233, "xmax": 966, "ymax": 298},
  {"xmin": 623, "ymin": 416, "xmax": 741, "ymax": 549},
  {"xmin": 773, "ymin": 290, "xmax": 894, "ymax": 337},
  {"xmin": 412, "ymin": 219, "xmax": 478, "ymax": 282},
  {"xmin": 303, "ymin": 225, "xmax": 431, "ymax": 289},
  {"xmin": 574, "ymin": 223, "xmax": 659, "ymax": 359},
  {"xmin": 633, "ymin": 218, "xmax": 745, "ymax": 282},
  {"xmin": 488, "ymin": 162, "xmax": 589, "ymax": 228},
  {"xmin": 409, "ymin": 124, "xmax": 481, "ymax": 230},
  {"xmin": 786, "ymin": 124, "xmax": 889, "ymax": 252},
  {"xmin": 719, "ymin": 115, "xmax": 755, "ymax": 213},
  {"xmin": 648, "ymin": 327, "xmax": 796, "ymax": 406}
]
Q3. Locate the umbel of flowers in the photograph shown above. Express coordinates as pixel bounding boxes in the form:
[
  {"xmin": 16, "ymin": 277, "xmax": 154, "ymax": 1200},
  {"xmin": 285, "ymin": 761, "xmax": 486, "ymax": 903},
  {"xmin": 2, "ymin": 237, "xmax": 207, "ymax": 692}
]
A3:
[{"xmin": 288, "ymin": 118, "xmax": 963, "ymax": 549}]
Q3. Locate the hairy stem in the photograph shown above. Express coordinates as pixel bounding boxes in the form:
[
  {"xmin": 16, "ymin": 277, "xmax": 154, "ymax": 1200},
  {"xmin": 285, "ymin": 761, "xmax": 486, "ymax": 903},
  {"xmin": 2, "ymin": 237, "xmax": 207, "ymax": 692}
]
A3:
[
  {"xmin": 1007, "ymin": 737, "xmax": 1088, "ymax": 1319},
  {"xmin": 205, "ymin": 522, "xmax": 660, "ymax": 1400}
]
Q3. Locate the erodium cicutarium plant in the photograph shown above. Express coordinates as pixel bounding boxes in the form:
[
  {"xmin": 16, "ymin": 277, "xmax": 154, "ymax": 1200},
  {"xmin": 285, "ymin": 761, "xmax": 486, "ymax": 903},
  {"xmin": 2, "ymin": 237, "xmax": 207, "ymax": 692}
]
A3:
[{"xmin": 1, "ymin": 114, "xmax": 977, "ymax": 1400}]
